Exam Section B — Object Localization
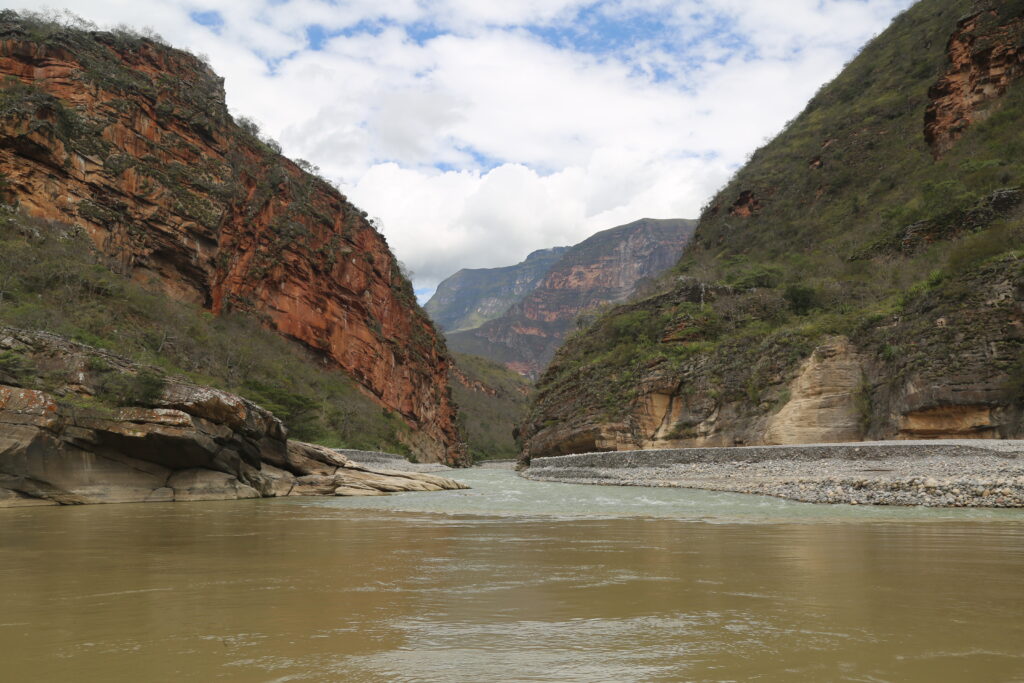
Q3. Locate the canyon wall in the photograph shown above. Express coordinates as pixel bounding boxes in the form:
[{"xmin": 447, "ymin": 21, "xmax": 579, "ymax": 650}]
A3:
[
  {"xmin": 522, "ymin": 0, "xmax": 1024, "ymax": 461},
  {"xmin": 0, "ymin": 14, "xmax": 465, "ymax": 464}
]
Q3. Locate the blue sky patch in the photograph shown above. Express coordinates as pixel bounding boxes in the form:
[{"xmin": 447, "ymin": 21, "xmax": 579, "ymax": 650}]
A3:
[{"xmin": 189, "ymin": 10, "xmax": 224, "ymax": 33}]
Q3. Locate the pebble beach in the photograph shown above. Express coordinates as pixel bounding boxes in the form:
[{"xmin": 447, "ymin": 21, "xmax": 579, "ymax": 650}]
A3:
[{"xmin": 522, "ymin": 441, "xmax": 1024, "ymax": 507}]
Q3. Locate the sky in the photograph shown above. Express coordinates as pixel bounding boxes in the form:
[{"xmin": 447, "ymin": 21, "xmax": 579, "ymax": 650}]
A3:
[{"xmin": 7, "ymin": 0, "xmax": 915, "ymax": 299}]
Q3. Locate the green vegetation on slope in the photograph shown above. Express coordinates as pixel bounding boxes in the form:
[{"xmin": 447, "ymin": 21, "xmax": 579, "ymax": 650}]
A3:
[
  {"xmin": 451, "ymin": 352, "xmax": 531, "ymax": 461},
  {"xmin": 0, "ymin": 207, "xmax": 415, "ymax": 453},
  {"xmin": 526, "ymin": 0, "xmax": 1024, "ymax": 448}
]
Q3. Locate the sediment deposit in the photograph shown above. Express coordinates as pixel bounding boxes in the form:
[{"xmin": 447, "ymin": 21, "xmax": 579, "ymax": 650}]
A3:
[{"xmin": 523, "ymin": 441, "xmax": 1024, "ymax": 507}]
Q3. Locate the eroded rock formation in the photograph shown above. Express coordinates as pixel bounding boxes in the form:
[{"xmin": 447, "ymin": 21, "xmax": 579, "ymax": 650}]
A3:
[
  {"xmin": 522, "ymin": 253, "xmax": 1024, "ymax": 462},
  {"xmin": 925, "ymin": 7, "xmax": 1024, "ymax": 155},
  {"xmin": 764, "ymin": 337, "xmax": 865, "ymax": 445},
  {"xmin": 0, "ymin": 327, "xmax": 466, "ymax": 507},
  {"xmin": 0, "ymin": 16, "xmax": 464, "ymax": 464},
  {"xmin": 728, "ymin": 191, "xmax": 762, "ymax": 218}
]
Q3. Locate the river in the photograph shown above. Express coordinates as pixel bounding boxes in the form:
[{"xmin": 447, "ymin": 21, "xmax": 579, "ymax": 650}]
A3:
[{"xmin": 2, "ymin": 469, "xmax": 1023, "ymax": 682}]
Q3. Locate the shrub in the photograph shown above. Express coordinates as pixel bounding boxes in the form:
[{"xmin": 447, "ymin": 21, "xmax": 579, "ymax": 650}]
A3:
[
  {"xmin": 784, "ymin": 284, "xmax": 819, "ymax": 315},
  {"xmin": 0, "ymin": 349, "xmax": 30, "ymax": 383},
  {"xmin": 947, "ymin": 224, "xmax": 1014, "ymax": 274},
  {"xmin": 96, "ymin": 369, "xmax": 166, "ymax": 406}
]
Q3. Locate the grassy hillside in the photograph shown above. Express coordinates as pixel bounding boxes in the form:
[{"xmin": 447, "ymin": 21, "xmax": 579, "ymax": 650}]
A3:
[
  {"xmin": 0, "ymin": 207, "xmax": 417, "ymax": 454},
  {"xmin": 450, "ymin": 352, "xmax": 531, "ymax": 461},
  {"xmin": 523, "ymin": 0, "xmax": 1024, "ymax": 457}
]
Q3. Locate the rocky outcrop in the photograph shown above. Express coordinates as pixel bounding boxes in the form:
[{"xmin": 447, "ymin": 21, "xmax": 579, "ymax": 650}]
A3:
[
  {"xmin": 424, "ymin": 247, "xmax": 569, "ymax": 333},
  {"xmin": 0, "ymin": 13, "xmax": 464, "ymax": 464},
  {"xmin": 925, "ymin": 7, "xmax": 1024, "ymax": 156},
  {"xmin": 522, "ymin": 253, "xmax": 1024, "ymax": 462},
  {"xmin": 763, "ymin": 337, "xmax": 865, "ymax": 445},
  {"xmin": 728, "ymin": 191, "xmax": 762, "ymax": 218},
  {"xmin": 274, "ymin": 441, "xmax": 467, "ymax": 498},
  {"xmin": 0, "ymin": 327, "xmax": 466, "ymax": 507},
  {"xmin": 447, "ymin": 218, "xmax": 696, "ymax": 378}
]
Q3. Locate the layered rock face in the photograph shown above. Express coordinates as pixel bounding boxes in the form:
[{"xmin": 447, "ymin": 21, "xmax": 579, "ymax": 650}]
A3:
[
  {"xmin": 0, "ymin": 327, "xmax": 465, "ymax": 507},
  {"xmin": 521, "ymin": 0, "xmax": 1024, "ymax": 462},
  {"xmin": 524, "ymin": 255, "xmax": 1024, "ymax": 461},
  {"xmin": 424, "ymin": 247, "xmax": 569, "ymax": 333},
  {"xmin": 0, "ymin": 15, "xmax": 464, "ymax": 464},
  {"xmin": 447, "ymin": 218, "xmax": 696, "ymax": 377}
]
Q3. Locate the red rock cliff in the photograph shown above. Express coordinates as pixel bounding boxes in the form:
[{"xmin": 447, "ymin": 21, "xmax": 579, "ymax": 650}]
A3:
[
  {"xmin": 924, "ymin": 7, "xmax": 1024, "ymax": 156},
  {"xmin": 0, "ymin": 17, "xmax": 466, "ymax": 464}
]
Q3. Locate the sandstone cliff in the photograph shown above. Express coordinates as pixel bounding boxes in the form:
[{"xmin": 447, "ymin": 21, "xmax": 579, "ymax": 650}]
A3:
[
  {"xmin": 0, "ymin": 327, "xmax": 466, "ymax": 507},
  {"xmin": 0, "ymin": 12, "xmax": 465, "ymax": 464},
  {"xmin": 424, "ymin": 247, "xmax": 569, "ymax": 333},
  {"xmin": 522, "ymin": 0, "xmax": 1024, "ymax": 461},
  {"xmin": 447, "ymin": 218, "xmax": 696, "ymax": 378}
]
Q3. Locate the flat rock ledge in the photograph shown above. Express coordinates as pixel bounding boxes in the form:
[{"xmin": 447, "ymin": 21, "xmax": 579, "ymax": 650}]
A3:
[
  {"xmin": 522, "ymin": 441, "xmax": 1024, "ymax": 508},
  {"xmin": 0, "ymin": 327, "xmax": 467, "ymax": 508}
]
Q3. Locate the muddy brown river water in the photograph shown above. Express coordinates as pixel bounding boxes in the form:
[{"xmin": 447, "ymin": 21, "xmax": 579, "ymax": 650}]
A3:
[{"xmin": 1, "ymin": 469, "xmax": 1023, "ymax": 682}]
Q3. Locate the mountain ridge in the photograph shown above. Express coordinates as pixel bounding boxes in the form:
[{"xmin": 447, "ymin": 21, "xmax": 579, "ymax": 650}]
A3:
[
  {"xmin": 521, "ymin": 0, "xmax": 1024, "ymax": 461},
  {"xmin": 447, "ymin": 217, "xmax": 697, "ymax": 377},
  {"xmin": 424, "ymin": 246, "xmax": 570, "ymax": 333}
]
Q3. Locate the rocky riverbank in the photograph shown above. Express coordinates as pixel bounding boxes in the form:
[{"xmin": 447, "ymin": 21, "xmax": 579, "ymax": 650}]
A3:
[
  {"xmin": 0, "ymin": 327, "xmax": 467, "ymax": 507},
  {"xmin": 522, "ymin": 441, "xmax": 1024, "ymax": 507}
]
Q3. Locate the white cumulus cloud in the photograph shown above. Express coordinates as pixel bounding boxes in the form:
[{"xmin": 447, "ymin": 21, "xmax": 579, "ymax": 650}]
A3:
[{"xmin": 8, "ymin": 0, "xmax": 915, "ymax": 293}]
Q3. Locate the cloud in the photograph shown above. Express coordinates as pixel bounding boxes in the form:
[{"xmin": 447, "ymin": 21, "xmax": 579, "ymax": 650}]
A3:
[{"xmin": 6, "ymin": 0, "xmax": 915, "ymax": 292}]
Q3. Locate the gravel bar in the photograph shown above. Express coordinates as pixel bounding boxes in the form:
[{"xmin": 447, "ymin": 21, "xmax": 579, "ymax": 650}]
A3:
[{"xmin": 523, "ymin": 441, "xmax": 1024, "ymax": 508}]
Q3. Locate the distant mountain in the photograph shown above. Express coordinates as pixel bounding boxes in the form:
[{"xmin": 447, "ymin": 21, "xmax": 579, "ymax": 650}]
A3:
[
  {"xmin": 424, "ymin": 247, "xmax": 570, "ymax": 332},
  {"xmin": 521, "ymin": 0, "xmax": 1024, "ymax": 462},
  {"xmin": 447, "ymin": 218, "xmax": 697, "ymax": 377}
]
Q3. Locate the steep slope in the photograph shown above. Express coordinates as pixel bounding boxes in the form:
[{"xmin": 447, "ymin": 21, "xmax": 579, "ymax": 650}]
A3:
[
  {"xmin": 448, "ymin": 218, "xmax": 696, "ymax": 377},
  {"xmin": 450, "ymin": 352, "xmax": 532, "ymax": 461},
  {"xmin": 0, "ymin": 11, "xmax": 465, "ymax": 464},
  {"xmin": 522, "ymin": 0, "xmax": 1024, "ymax": 461},
  {"xmin": 0, "ymin": 209, "xmax": 426, "ymax": 454},
  {"xmin": 424, "ymin": 247, "xmax": 569, "ymax": 332}
]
